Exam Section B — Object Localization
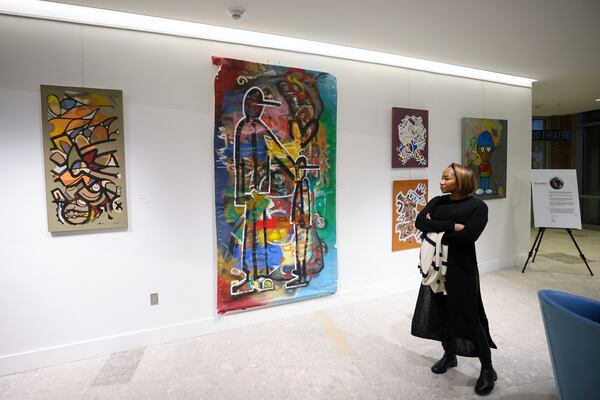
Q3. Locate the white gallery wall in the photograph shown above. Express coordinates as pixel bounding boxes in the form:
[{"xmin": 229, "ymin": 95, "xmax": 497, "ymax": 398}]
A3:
[{"xmin": 0, "ymin": 15, "xmax": 532, "ymax": 375}]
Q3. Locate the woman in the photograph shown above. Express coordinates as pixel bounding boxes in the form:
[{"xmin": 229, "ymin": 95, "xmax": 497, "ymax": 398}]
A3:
[{"xmin": 411, "ymin": 163, "xmax": 497, "ymax": 396}]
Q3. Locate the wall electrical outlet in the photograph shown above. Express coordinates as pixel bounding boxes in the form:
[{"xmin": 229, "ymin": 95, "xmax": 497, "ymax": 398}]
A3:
[{"xmin": 150, "ymin": 293, "xmax": 159, "ymax": 306}]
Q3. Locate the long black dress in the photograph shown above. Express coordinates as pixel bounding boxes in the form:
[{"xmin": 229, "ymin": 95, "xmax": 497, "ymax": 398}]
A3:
[{"xmin": 411, "ymin": 195, "xmax": 497, "ymax": 357}]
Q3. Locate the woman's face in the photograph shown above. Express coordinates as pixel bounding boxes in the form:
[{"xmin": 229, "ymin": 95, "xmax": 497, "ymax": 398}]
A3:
[{"xmin": 440, "ymin": 168, "xmax": 457, "ymax": 194}]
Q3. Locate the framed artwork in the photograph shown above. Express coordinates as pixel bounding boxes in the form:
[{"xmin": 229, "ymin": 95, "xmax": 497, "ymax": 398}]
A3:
[
  {"xmin": 392, "ymin": 107, "xmax": 428, "ymax": 168},
  {"xmin": 212, "ymin": 57, "xmax": 338, "ymax": 314},
  {"xmin": 392, "ymin": 180, "xmax": 428, "ymax": 251},
  {"xmin": 40, "ymin": 85, "xmax": 127, "ymax": 232},
  {"xmin": 531, "ymin": 169, "xmax": 581, "ymax": 229},
  {"xmin": 462, "ymin": 118, "xmax": 508, "ymax": 200}
]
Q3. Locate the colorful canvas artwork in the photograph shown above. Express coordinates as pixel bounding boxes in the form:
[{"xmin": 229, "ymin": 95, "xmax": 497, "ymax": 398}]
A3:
[
  {"xmin": 392, "ymin": 108, "xmax": 428, "ymax": 168},
  {"xmin": 40, "ymin": 85, "xmax": 127, "ymax": 232},
  {"xmin": 392, "ymin": 180, "xmax": 428, "ymax": 251},
  {"xmin": 212, "ymin": 57, "xmax": 338, "ymax": 314},
  {"xmin": 462, "ymin": 118, "xmax": 508, "ymax": 200}
]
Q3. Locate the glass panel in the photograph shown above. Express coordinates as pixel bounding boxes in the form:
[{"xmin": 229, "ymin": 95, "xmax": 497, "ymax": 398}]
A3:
[
  {"xmin": 532, "ymin": 141, "xmax": 546, "ymax": 169},
  {"xmin": 581, "ymin": 198, "xmax": 600, "ymax": 225},
  {"xmin": 582, "ymin": 126, "xmax": 600, "ymax": 195},
  {"xmin": 532, "ymin": 119, "xmax": 545, "ymax": 130},
  {"xmin": 581, "ymin": 109, "xmax": 600, "ymax": 124}
]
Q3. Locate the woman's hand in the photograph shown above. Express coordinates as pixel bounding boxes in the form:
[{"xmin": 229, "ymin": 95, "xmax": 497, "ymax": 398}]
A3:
[
  {"xmin": 454, "ymin": 223, "xmax": 465, "ymax": 231},
  {"xmin": 426, "ymin": 213, "xmax": 431, "ymax": 220}
]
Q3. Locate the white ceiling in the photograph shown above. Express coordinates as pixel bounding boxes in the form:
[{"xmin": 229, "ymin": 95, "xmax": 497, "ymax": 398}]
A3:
[{"xmin": 49, "ymin": 0, "xmax": 600, "ymax": 116}]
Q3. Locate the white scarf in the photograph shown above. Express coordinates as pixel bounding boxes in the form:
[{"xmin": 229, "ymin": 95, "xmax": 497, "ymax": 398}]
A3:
[{"xmin": 418, "ymin": 232, "xmax": 449, "ymax": 294}]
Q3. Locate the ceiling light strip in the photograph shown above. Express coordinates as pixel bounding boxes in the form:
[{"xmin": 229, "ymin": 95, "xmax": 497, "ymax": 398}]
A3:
[{"xmin": 0, "ymin": 0, "xmax": 535, "ymax": 87}]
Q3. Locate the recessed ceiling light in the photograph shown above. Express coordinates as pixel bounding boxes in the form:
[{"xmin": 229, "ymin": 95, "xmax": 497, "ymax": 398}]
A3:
[
  {"xmin": 595, "ymin": 98, "xmax": 600, "ymax": 102},
  {"xmin": 0, "ymin": 0, "xmax": 536, "ymax": 87}
]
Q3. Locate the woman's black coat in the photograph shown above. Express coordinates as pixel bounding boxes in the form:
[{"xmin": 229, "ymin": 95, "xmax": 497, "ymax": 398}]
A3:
[{"xmin": 411, "ymin": 195, "xmax": 496, "ymax": 357}]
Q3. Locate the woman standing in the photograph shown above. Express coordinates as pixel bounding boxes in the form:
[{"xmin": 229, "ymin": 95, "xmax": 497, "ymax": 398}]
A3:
[{"xmin": 412, "ymin": 163, "xmax": 497, "ymax": 395}]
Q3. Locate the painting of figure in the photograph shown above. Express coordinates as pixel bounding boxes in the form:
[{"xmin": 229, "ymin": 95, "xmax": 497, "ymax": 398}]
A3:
[
  {"xmin": 40, "ymin": 85, "xmax": 127, "ymax": 232},
  {"xmin": 462, "ymin": 118, "xmax": 508, "ymax": 200},
  {"xmin": 213, "ymin": 57, "xmax": 337, "ymax": 314}
]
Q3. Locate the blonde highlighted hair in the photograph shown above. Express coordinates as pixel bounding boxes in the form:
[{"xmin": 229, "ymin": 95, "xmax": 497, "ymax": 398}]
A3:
[{"xmin": 448, "ymin": 163, "xmax": 477, "ymax": 196}]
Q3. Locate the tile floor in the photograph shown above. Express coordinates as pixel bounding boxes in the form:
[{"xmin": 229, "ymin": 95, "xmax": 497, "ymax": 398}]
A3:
[{"xmin": 1, "ymin": 228, "xmax": 599, "ymax": 399}]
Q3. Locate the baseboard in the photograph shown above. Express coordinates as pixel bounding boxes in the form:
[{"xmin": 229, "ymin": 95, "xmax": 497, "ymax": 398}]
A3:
[
  {"xmin": 513, "ymin": 253, "xmax": 528, "ymax": 268},
  {"xmin": 0, "ymin": 254, "xmax": 522, "ymax": 377},
  {"xmin": 478, "ymin": 253, "xmax": 527, "ymax": 273},
  {"xmin": 0, "ymin": 275, "xmax": 421, "ymax": 376}
]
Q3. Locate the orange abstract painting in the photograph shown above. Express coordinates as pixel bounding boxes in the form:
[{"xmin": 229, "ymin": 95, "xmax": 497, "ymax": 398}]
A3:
[{"xmin": 392, "ymin": 180, "xmax": 428, "ymax": 251}]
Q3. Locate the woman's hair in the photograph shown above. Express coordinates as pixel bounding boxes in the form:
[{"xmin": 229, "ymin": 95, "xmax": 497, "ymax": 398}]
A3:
[{"xmin": 448, "ymin": 163, "xmax": 477, "ymax": 196}]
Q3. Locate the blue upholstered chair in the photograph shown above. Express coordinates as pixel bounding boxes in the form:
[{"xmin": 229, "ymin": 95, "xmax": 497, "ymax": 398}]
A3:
[{"xmin": 538, "ymin": 290, "xmax": 600, "ymax": 400}]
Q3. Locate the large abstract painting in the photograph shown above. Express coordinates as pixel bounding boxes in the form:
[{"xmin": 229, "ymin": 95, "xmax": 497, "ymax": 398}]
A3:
[
  {"xmin": 392, "ymin": 108, "xmax": 428, "ymax": 168},
  {"xmin": 462, "ymin": 118, "xmax": 508, "ymax": 200},
  {"xmin": 213, "ymin": 57, "xmax": 338, "ymax": 314},
  {"xmin": 40, "ymin": 85, "xmax": 127, "ymax": 232},
  {"xmin": 392, "ymin": 180, "xmax": 428, "ymax": 251}
]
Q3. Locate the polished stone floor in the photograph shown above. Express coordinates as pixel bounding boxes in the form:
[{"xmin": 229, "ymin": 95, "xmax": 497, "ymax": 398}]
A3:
[{"xmin": 2, "ymin": 228, "xmax": 599, "ymax": 399}]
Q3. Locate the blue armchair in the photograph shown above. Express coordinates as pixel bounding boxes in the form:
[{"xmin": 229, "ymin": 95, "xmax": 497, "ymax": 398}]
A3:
[{"xmin": 538, "ymin": 290, "xmax": 600, "ymax": 400}]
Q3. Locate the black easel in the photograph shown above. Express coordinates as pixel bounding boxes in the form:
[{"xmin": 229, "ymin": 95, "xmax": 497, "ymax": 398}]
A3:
[{"xmin": 522, "ymin": 227, "xmax": 593, "ymax": 276}]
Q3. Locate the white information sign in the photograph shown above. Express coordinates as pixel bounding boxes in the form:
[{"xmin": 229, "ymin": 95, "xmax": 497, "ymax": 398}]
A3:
[{"xmin": 531, "ymin": 169, "xmax": 582, "ymax": 229}]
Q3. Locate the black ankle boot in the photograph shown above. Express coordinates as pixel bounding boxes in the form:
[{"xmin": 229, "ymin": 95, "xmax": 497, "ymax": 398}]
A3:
[
  {"xmin": 475, "ymin": 366, "xmax": 497, "ymax": 395},
  {"xmin": 431, "ymin": 353, "xmax": 457, "ymax": 374}
]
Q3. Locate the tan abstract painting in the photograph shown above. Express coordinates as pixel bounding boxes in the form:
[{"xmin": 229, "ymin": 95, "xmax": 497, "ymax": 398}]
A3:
[
  {"xmin": 40, "ymin": 85, "xmax": 127, "ymax": 232},
  {"xmin": 392, "ymin": 180, "xmax": 428, "ymax": 251}
]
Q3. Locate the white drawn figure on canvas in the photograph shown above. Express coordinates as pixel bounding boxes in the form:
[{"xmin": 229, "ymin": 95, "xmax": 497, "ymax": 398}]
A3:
[
  {"xmin": 395, "ymin": 183, "xmax": 427, "ymax": 243},
  {"xmin": 286, "ymin": 155, "xmax": 323, "ymax": 289},
  {"xmin": 397, "ymin": 115, "xmax": 427, "ymax": 166},
  {"xmin": 232, "ymin": 86, "xmax": 294, "ymax": 296}
]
